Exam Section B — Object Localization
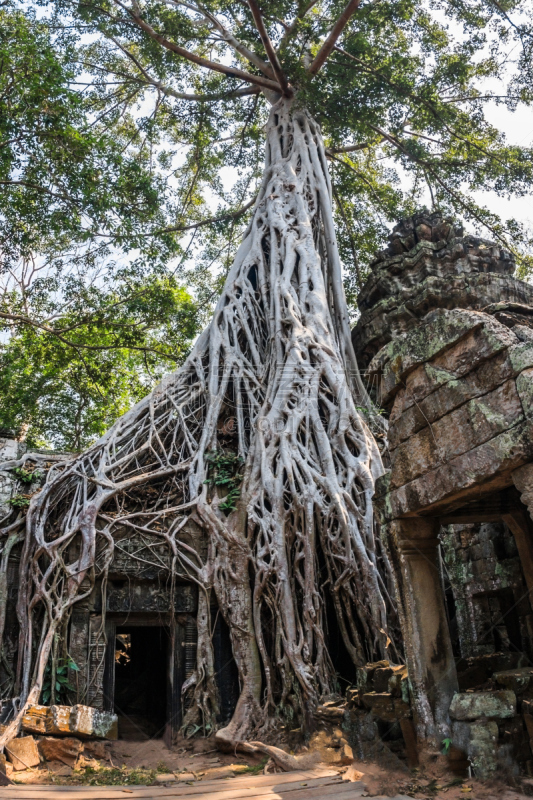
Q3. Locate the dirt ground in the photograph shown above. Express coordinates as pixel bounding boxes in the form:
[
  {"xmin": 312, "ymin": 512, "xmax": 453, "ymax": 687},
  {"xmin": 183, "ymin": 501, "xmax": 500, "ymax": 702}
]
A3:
[{"xmin": 6, "ymin": 735, "xmax": 533, "ymax": 797}]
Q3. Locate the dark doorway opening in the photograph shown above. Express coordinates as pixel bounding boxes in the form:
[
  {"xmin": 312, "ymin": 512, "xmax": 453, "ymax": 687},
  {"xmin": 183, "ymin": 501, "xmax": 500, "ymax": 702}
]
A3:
[{"xmin": 114, "ymin": 626, "xmax": 168, "ymax": 740}]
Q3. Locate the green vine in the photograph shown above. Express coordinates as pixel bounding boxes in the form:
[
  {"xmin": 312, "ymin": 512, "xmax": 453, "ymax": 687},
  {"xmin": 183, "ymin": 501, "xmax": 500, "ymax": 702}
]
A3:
[
  {"xmin": 204, "ymin": 451, "xmax": 244, "ymax": 514},
  {"xmin": 12, "ymin": 465, "xmax": 42, "ymax": 484}
]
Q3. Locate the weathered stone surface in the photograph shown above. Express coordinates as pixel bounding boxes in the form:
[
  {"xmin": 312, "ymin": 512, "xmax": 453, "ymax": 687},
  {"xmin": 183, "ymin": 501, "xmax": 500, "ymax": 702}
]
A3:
[
  {"xmin": 361, "ymin": 692, "xmax": 411, "ymax": 721},
  {"xmin": 388, "ymin": 349, "xmax": 516, "ymax": 450},
  {"xmin": 5, "ymin": 736, "xmax": 41, "ymax": 770},
  {"xmin": 50, "ymin": 705, "xmax": 72, "ymax": 735},
  {"xmin": 22, "ymin": 705, "xmax": 50, "ymax": 735},
  {"xmin": 385, "ymin": 421, "xmax": 533, "ymax": 518},
  {"xmin": 369, "ymin": 308, "xmax": 517, "ymax": 407},
  {"xmin": 352, "ymin": 211, "xmax": 524, "ymax": 370},
  {"xmin": 70, "ymin": 705, "xmax": 118, "ymax": 739},
  {"xmin": 494, "ymin": 669, "xmax": 533, "ymax": 695},
  {"xmin": 83, "ymin": 740, "xmax": 107, "ymax": 760},
  {"xmin": 449, "ymin": 690, "xmax": 516, "ymax": 720},
  {"xmin": 38, "ymin": 737, "xmax": 83, "ymax": 767},
  {"xmin": 46, "ymin": 760, "xmax": 72, "ymax": 776},
  {"xmin": 389, "ymin": 379, "xmax": 523, "ymax": 488},
  {"xmin": 516, "ymin": 367, "xmax": 533, "ymax": 420},
  {"xmin": 468, "ymin": 720, "xmax": 499, "ymax": 779}
]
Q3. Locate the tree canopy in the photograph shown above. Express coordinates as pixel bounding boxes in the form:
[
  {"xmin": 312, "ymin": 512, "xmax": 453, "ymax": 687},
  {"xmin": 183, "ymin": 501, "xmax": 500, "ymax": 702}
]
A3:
[{"xmin": 1, "ymin": 0, "xmax": 533, "ymax": 444}]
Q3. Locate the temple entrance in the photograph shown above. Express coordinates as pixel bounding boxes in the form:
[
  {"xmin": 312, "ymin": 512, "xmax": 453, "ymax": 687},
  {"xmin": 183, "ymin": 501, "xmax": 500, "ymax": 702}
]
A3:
[{"xmin": 113, "ymin": 626, "xmax": 169, "ymax": 740}]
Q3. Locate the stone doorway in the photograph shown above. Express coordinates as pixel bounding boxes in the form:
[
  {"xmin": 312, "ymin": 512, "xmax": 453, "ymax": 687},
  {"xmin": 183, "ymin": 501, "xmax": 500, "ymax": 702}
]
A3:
[
  {"xmin": 113, "ymin": 626, "xmax": 169, "ymax": 740},
  {"xmin": 101, "ymin": 615, "xmax": 184, "ymax": 746}
]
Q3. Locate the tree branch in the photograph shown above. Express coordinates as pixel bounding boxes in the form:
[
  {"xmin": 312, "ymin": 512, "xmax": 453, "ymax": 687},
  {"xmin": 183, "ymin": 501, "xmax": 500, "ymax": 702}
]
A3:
[
  {"xmin": 153, "ymin": 195, "xmax": 257, "ymax": 235},
  {"xmin": 247, "ymin": 0, "xmax": 291, "ymax": 95},
  {"xmin": 108, "ymin": 36, "xmax": 260, "ymax": 101},
  {"xmin": 113, "ymin": 0, "xmax": 280, "ymax": 91},
  {"xmin": 308, "ymin": 0, "xmax": 361, "ymax": 75},
  {"xmin": 170, "ymin": 0, "xmax": 276, "ymax": 79}
]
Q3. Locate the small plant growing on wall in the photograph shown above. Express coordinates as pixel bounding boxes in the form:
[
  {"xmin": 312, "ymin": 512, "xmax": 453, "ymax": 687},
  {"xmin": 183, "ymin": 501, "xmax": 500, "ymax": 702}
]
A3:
[
  {"xmin": 8, "ymin": 494, "xmax": 31, "ymax": 509},
  {"xmin": 204, "ymin": 451, "xmax": 244, "ymax": 514},
  {"xmin": 12, "ymin": 466, "xmax": 42, "ymax": 484}
]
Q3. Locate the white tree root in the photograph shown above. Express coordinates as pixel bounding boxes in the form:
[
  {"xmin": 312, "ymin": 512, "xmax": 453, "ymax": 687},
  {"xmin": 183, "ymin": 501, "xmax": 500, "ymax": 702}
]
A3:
[{"xmin": 0, "ymin": 97, "xmax": 399, "ymax": 751}]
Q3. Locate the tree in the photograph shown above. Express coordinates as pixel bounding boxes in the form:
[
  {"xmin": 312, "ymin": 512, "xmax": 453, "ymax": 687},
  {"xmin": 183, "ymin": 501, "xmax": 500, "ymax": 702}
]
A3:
[
  {"xmin": 0, "ymin": 275, "xmax": 200, "ymax": 450},
  {"xmin": 1, "ymin": 0, "xmax": 532, "ymax": 749}
]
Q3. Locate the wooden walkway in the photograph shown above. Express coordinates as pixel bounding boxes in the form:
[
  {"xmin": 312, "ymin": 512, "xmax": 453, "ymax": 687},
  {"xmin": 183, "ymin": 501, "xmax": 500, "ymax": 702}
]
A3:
[{"xmin": 0, "ymin": 768, "xmax": 411, "ymax": 799}]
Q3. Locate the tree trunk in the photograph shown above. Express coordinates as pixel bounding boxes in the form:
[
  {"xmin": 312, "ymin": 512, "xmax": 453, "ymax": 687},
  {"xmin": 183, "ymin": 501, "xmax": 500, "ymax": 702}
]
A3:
[{"xmin": 0, "ymin": 97, "xmax": 396, "ymax": 749}]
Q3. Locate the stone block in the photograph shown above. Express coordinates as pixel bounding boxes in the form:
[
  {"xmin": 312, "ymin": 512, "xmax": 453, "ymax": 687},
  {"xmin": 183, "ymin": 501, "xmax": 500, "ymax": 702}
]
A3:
[
  {"xmin": 38, "ymin": 737, "xmax": 83, "ymax": 767},
  {"xmin": 373, "ymin": 666, "xmax": 393, "ymax": 692},
  {"xmin": 494, "ymin": 668, "xmax": 533, "ymax": 695},
  {"xmin": 5, "ymin": 736, "xmax": 41, "ymax": 770},
  {"xmin": 50, "ymin": 705, "xmax": 72, "ymax": 735},
  {"xmin": 361, "ymin": 692, "xmax": 396, "ymax": 720},
  {"xmin": 355, "ymin": 660, "xmax": 390, "ymax": 690},
  {"xmin": 389, "ymin": 378, "xmax": 523, "ymax": 489},
  {"xmin": 468, "ymin": 720, "xmax": 499, "ymax": 779},
  {"xmin": 21, "ymin": 705, "xmax": 50, "ymax": 735},
  {"xmin": 387, "ymin": 421, "xmax": 533, "ymax": 518},
  {"xmin": 449, "ymin": 690, "xmax": 516, "ymax": 721},
  {"xmin": 510, "ymin": 341, "xmax": 533, "ymax": 375},
  {"xmin": 373, "ymin": 308, "xmax": 516, "ymax": 406},
  {"xmin": 388, "ymin": 349, "xmax": 515, "ymax": 449},
  {"xmin": 388, "ymin": 665, "xmax": 409, "ymax": 698},
  {"xmin": 517, "ymin": 368, "xmax": 533, "ymax": 420},
  {"xmin": 69, "ymin": 705, "xmax": 118, "ymax": 739},
  {"xmin": 83, "ymin": 740, "xmax": 107, "ymax": 760}
]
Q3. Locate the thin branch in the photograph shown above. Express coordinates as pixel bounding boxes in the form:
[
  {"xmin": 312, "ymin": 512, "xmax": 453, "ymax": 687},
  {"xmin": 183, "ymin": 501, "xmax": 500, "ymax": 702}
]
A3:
[
  {"xmin": 308, "ymin": 0, "xmax": 361, "ymax": 75},
  {"xmin": 113, "ymin": 0, "xmax": 280, "ymax": 92},
  {"xmin": 247, "ymin": 0, "xmax": 291, "ymax": 95},
  {"xmin": 169, "ymin": 0, "xmax": 276, "ymax": 79},
  {"xmin": 109, "ymin": 36, "xmax": 260, "ymax": 101},
  {"xmin": 152, "ymin": 195, "xmax": 257, "ymax": 236}
]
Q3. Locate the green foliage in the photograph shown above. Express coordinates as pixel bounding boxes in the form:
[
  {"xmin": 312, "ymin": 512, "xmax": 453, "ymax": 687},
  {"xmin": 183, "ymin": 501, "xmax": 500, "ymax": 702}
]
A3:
[
  {"xmin": 204, "ymin": 451, "xmax": 244, "ymax": 514},
  {"xmin": 8, "ymin": 495, "xmax": 31, "ymax": 509},
  {"xmin": 441, "ymin": 737, "xmax": 453, "ymax": 755},
  {"xmin": 39, "ymin": 0, "xmax": 533, "ymax": 291},
  {"xmin": 41, "ymin": 656, "xmax": 78, "ymax": 705},
  {"xmin": 12, "ymin": 466, "xmax": 42, "ymax": 484},
  {"xmin": 1, "ymin": 0, "xmax": 533, "ymax": 441},
  {"xmin": 0, "ymin": 275, "xmax": 201, "ymax": 449},
  {"xmin": 73, "ymin": 764, "xmax": 160, "ymax": 786}
]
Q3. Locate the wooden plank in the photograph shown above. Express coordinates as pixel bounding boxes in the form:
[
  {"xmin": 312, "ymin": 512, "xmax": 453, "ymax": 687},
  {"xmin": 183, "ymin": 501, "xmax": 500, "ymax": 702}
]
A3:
[
  {"xmin": 3, "ymin": 769, "xmax": 338, "ymax": 794},
  {"xmin": 2, "ymin": 781, "xmax": 364, "ymax": 800},
  {"xmin": 0, "ymin": 771, "xmax": 345, "ymax": 799}
]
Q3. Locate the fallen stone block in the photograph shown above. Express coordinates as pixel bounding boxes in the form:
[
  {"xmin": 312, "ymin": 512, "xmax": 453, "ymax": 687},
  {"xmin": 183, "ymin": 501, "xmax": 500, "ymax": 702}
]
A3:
[
  {"xmin": 38, "ymin": 736, "xmax": 83, "ymax": 767},
  {"xmin": 70, "ymin": 705, "xmax": 118, "ymax": 739},
  {"xmin": 449, "ymin": 690, "xmax": 516, "ymax": 720},
  {"xmin": 5, "ymin": 735, "xmax": 41, "ymax": 770},
  {"xmin": 155, "ymin": 773, "xmax": 177, "ymax": 783},
  {"xmin": 21, "ymin": 705, "xmax": 50, "ymax": 735},
  {"xmin": 50, "ymin": 705, "xmax": 72, "ymax": 734},
  {"xmin": 494, "ymin": 668, "xmax": 533, "ymax": 694},
  {"xmin": 83, "ymin": 740, "xmax": 107, "ymax": 760}
]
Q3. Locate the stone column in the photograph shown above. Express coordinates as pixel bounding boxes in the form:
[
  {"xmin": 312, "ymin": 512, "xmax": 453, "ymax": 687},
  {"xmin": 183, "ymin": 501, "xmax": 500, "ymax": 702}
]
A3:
[{"xmin": 397, "ymin": 517, "xmax": 458, "ymax": 742}]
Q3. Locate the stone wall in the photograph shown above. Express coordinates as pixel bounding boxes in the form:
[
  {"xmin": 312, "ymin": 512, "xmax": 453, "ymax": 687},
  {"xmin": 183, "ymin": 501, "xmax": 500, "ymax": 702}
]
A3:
[{"xmin": 441, "ymin": 522, "xmax": 533, "ymax": 661}]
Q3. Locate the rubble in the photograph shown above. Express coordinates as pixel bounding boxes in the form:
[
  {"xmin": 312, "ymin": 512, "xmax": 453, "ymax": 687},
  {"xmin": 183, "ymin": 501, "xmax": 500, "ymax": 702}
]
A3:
[
  {"xmin": 37, "ymin": 736, "xmax": 83, "ymax": 767},
  {"xmin": 5, "ymin": 735, "xmax": 40, "ymax": 770}
]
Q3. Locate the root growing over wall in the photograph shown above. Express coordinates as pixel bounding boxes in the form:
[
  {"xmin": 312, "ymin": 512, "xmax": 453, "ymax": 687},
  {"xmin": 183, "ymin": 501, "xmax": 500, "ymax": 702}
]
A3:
[{"xmin": 0, "ymin": 98, "xmax": 398, "ymax": 748}]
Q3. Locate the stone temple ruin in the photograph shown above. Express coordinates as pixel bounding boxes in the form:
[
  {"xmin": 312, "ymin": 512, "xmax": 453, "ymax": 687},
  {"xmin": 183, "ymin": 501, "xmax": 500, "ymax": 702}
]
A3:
[{"xmin": 2, "ymin": 211, "xmax": 533, "ymax": 781}]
